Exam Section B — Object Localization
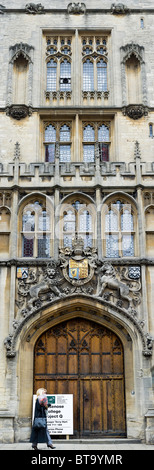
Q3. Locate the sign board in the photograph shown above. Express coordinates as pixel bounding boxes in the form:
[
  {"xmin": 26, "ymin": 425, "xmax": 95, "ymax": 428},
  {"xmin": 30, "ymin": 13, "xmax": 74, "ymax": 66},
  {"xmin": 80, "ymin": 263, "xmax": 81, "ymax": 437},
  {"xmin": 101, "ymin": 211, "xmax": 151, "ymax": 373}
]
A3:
[{"xmin": 33, "ymin": 394, "xmax": 73, "ymax": 435}]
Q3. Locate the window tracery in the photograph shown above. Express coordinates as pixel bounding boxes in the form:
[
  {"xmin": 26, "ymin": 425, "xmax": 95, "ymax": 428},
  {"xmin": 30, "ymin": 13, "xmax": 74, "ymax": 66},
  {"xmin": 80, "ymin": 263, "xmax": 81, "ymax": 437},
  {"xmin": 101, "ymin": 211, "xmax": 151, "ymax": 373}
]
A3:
[
  {"xmin": 21, "ymin": 200, "xmax": 51, "ymax": 258},
  {"xmin": 83, "ymin": 122, "xmax": 110, "ymax": 162},
  {"xmin": 45, "ymin": 36, "xmax": 72, "ymax": 96},
  {"xmin": 82, "ymin": 36, "xmax": 108, "ymax": 97},
  {"xmin": 44, "ymin": 122, "xmax": 71, "ymax": 162},
  {"xmin": 62, "ymin": 199, "xmax": 94, "ymax": 249}
]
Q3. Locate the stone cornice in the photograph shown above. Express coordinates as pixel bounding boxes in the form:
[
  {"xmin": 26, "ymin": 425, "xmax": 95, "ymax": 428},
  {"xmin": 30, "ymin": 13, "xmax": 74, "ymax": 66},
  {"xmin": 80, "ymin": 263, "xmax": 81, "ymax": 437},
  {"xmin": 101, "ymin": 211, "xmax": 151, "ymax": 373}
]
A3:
[{"xmin": 1, "ymin": 8, "xmax": 154, "ymax": 15}]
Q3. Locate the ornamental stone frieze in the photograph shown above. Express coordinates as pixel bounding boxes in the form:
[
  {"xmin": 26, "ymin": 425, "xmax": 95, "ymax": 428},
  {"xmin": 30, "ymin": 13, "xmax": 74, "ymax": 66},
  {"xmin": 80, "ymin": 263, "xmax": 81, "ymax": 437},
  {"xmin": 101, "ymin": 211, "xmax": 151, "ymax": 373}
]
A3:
[{"xmin": 4, "ymin": 237, "xmax": 153, "ymax": 358}]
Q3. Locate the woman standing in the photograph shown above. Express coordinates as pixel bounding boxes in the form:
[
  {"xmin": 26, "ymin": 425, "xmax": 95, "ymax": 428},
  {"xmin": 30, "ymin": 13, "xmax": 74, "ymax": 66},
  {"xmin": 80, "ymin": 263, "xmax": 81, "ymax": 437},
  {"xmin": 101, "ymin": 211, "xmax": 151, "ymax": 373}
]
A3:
[{"xmin": 30, "ymin": 388, "xmax": 56, "ymax": 450}]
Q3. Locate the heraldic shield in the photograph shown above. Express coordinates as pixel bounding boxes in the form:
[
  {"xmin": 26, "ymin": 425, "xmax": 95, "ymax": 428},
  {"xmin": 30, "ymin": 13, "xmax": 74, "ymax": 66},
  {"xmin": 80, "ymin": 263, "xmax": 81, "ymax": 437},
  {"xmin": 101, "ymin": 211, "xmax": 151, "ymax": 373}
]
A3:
[{"xmin": 69, "ymin": 258, "xmax": 88, "ymax": 280}]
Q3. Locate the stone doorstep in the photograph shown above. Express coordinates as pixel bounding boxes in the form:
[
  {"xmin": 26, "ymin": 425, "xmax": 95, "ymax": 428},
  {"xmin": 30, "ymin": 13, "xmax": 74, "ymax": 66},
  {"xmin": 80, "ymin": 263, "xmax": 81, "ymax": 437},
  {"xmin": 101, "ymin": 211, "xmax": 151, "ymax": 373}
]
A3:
[{"xmin": 22, "ymin": 438, "xmax": 142, "ymax": 445}]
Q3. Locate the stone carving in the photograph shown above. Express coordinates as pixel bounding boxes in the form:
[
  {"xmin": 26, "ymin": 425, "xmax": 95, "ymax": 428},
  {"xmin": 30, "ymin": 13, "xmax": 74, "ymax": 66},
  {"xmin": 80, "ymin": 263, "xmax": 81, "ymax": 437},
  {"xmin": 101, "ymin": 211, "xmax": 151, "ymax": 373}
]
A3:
[
  {"xmin": 111, "ymin": 3, "xmax": 129, "ymax": 14},
  {"xmin": 122, "ymin": 105, "xmax": 148, "ymax": 120},
  {"xmin": 121, "ymin": 43, "xmax": 144, "ymax": 64},
  {"xmin": 4, "ymin": 256, "xmax": 153, "ymax": 358},
  {"xmin": 143, "ymin": 334, "xmax": 153, "ymax": 357},
  {"xmin": 25, "ymin": 3, "xmax": 44, "ymax": 13},
  {"xmin": 67, "ymin": 2, "xmax": 86, "ymax": 14},
  {"xmin": 6, "ymin": 105, "xmax": 33, "ymax": 120},
  {"xmin": 9, "ymin": 43, "xmax": 34, "ymax": 64},
  {"xmin": 96, "ymin": 262, "xmax": 141, "ymax": 310},
  {"xmin": 17, "ymin": 261, "xmax": 64, "ymax": 315},
  {"xmin": 59, "ymin": 235, "xmax": 97, "ymax": 286},
  {"xmin": 128, "ymin": 266, "xmax": 141, "ymax": 279}
]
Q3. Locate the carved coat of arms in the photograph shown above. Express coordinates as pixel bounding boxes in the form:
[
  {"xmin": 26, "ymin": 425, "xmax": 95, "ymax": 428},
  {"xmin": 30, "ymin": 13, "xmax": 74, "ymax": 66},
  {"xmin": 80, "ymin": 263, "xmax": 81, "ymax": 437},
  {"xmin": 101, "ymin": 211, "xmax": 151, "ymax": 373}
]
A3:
[{"xmin": 59, "ymin": 235, "xmax": 97, "ymax": 286}]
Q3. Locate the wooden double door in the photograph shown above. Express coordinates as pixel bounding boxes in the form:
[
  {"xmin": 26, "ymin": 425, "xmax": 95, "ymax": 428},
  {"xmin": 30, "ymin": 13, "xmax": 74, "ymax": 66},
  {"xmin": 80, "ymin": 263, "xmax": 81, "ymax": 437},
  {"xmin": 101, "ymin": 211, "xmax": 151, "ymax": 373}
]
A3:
[{"xmin": 34, "ymin": 318, "xmax": 126, "ymax": 437}]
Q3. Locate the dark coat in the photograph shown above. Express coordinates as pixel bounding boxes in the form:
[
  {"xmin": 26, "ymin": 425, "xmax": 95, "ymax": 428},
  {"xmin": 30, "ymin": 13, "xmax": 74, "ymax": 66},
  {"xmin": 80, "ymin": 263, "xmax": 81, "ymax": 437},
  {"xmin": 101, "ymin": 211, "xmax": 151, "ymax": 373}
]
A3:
[{"xmin": 30, "ymin": 398, "xmax": 48, "ymax": 443}]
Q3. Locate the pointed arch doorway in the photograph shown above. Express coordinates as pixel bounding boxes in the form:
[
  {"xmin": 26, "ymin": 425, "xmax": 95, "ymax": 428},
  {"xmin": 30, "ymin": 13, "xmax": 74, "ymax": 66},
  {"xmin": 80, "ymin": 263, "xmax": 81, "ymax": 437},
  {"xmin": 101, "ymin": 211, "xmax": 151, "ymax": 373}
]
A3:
[{"xmin": 34, "ymin": 317, "xmax": 126, "ymax": 437}]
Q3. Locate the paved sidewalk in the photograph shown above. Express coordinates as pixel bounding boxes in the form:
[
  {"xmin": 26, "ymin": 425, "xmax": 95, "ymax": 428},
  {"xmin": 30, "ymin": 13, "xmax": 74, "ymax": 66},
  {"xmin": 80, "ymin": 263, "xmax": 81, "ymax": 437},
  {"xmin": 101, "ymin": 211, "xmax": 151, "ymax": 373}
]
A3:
[{"xmin": 0, "ymin": 440, "xmax": 154, "ymax": 450}]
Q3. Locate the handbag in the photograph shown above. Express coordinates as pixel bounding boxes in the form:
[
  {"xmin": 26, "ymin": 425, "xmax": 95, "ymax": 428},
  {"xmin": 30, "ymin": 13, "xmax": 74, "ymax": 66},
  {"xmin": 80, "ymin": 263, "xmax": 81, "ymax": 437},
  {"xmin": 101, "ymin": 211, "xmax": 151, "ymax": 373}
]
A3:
[
  {"xmin": 33, "ymin": 417, "xmax": 46, "ymax": 429},
  {"xmin": 33, "ymin": 401, "xmax": 47, "ymax": 429}
]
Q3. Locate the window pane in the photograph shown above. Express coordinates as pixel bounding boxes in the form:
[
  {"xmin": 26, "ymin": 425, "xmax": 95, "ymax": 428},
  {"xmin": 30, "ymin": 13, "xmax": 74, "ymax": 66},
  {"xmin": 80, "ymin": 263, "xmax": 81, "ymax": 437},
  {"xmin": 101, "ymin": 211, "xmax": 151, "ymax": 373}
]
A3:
[
  {"xmin": 60, "ymin": 125, "xmax": 70, "ymax": 142},
  {"xmin": 38, "ymin": 212, "xmax": 50, "ymax": 231},
  {"xmin": 83, "ymin": 60, "xmax": 94, "ymax": 91},
  {"xmin": 106, "ymin": 235, "xmax": 119, "ymax": 258},
  {"xmin": 45, "ymin": 144, "xmax": 55, "ymax": 162},
  {"xmin": 99, "ymin": 143, "xmax": 109, "ymax": 161},
  {"xmin": 121, "ymin": 210, "xmax": 134, "ymax": 231},
  {"xmin": 23, "ymin": 236, "xmax": 34, "ymax": 257},
  {"xmin": 64, "ymin": 235, "xmax": 73, "ymax": 248},
  {"xmin": 98, "ymin": 125, "xmax": 109, "ymax": 142},
  {"xmin": 63, "ymin": 211, "xmax": 75, "ymax": 233},
  {"xmin": 83, "ymin": 144, "xmax": 95, "ymax": 162},
  {"xmin": 47, "ymin": 59, "xmax": 57, "ymax": 91},
  {"xmin": 83, "ymin": 125, "xmax": 95, "ymax": 142},
  {"xmin": 23, "ymin": 211, "xmax": 35, "ymax": 232},
  {"xmin": 38, "ymin": 235, "xmax": 50, "ymax": 258},
  {"xmin": 60, "ymin": 145, "xmax": 71, "ymax": 162},
  {"xmin": 97, "ymin": 60, "xmax": 107, "ymax": 91},
  {"xmin": 122, "ymin": 235, "xmax": 134, "ymax": 256},
  {"xmin": 45, "ymin": 125, "xmax": 56, "ymax": 142},
  {"xmin": 79, "ymin": 211, "xmax": 92, "ymax": 232},
  {"xmin": 83, "ymin": 234, "xmax": 93, "ymax": 248},
  {"xmin": 60, "ymin": 60, "xmax": 71, "ymax": 91},
  {"xmin": 105, "ymin": 211, "xmax": 118, "ymax": 232}
]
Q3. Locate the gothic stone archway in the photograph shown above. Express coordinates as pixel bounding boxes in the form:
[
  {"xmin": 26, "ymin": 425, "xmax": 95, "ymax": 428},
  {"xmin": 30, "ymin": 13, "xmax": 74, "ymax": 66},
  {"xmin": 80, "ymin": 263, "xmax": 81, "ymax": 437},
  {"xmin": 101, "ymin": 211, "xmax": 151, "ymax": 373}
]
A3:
[{"xmin": 34, "ymin": 317, "xmax": 126, "ymax": 438}]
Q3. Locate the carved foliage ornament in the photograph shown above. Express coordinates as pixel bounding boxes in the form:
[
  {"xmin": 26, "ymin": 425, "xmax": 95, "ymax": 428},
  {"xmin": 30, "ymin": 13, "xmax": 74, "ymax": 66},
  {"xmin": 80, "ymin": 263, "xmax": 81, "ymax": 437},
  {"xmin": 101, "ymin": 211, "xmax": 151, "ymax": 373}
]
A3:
[
  {"xmin": 122, "ymin": 105, "xmax": 148, "ymax": 120},
  {"xmin": 6, "ymin": 105, "xmax": 33, "ymax": 120}
]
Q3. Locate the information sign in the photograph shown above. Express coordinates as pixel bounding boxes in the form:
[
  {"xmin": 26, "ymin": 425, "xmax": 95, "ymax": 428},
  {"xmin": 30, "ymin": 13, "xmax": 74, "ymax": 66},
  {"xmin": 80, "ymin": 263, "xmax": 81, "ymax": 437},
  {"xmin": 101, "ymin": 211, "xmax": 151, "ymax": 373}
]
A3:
[{"xmin": 33, "ymin": 394, "xmax": 73, "ymax": 435}]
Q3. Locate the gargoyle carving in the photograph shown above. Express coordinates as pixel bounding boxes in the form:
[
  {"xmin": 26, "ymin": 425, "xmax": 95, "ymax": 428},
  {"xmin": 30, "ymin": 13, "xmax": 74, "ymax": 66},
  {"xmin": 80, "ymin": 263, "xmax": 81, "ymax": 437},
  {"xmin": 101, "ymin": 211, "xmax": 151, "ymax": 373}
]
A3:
[
  {"xmin": 67, "ymin": 2, "xmax": 86, "ymax": 14},
  {"xmin": 111, "ymin": 3, "xmax": 129, "ymax": 14},
  {"xmin": 25, "ymin": 3, "xmax": 44, "ymax": 13}
]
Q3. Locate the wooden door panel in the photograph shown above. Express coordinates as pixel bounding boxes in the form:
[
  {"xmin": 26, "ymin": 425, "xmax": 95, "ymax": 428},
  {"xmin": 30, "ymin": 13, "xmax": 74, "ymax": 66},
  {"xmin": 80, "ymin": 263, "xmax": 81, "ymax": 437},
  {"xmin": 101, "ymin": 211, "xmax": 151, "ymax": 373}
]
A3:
[{"xmin": 34, "ymin": 318, "xmax": 126, "ymax": 437}]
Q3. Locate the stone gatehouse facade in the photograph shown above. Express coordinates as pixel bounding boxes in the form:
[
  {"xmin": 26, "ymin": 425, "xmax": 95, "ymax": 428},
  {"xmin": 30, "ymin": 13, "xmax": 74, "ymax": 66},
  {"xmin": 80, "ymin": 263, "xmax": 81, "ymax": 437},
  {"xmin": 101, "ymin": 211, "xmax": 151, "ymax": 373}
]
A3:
[{"xmin": 0, "ymin": 0, "xmax": 154, "ymax": 443}]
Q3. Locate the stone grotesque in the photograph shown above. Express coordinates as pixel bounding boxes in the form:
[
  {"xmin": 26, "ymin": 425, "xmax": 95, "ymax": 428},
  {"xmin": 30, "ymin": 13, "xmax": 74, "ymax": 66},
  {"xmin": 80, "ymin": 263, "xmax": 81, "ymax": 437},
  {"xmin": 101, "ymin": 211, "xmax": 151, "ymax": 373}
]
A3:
[
  {"xmin": 25, "ymin": 3, "xmax": 44, "ymax": 13},
  {"xmin": 67, "ymin": 2, "xmax": 86, "ymax": 14},
  {"xmin": 111, "ymin": 3, "xmax": 129, "ymax": 14}
]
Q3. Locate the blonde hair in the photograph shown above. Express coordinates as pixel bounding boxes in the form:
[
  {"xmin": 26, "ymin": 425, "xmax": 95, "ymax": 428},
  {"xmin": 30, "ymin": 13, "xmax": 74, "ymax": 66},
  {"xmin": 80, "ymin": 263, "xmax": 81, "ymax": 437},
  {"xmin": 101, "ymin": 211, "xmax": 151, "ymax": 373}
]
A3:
[{"xmin": 36, "ymin": 388, "xmax": 47, "ymax": 397}]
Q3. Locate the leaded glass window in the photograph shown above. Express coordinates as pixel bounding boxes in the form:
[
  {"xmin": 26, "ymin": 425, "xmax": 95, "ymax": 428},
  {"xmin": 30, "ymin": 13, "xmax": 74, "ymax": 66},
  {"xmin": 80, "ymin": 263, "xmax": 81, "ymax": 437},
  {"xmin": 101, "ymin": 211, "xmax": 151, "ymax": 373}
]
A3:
[
  {"xmin": 46, "ymin": 35, "xmax": 72, "ymax": 94},
  {"xmin": 97, "ymin": 60, "xmax": 107, "ymax": 92},
  {"xmin": 45, "ymin": 125, "xmax": 56, "ymax": 162},
  {"xmin": 59, "ymin": 125, "xmax": 71, "ymax": 162},
  {"xmin": 104, "ymin": 201, "xmax": 135, "ymax": 258},
  {"xmin": 83, "ymin": 125, "xmax": 95, "ymax": 163},
  {"xmin": 83, "ymin": 123, "xmax": 110, "ymax": 162},
  {"xmin": 83, "ymin": 60, "xmax": 94, "ymax": 91},
  {"xmin": 98, "ymin": 124, "xmax": 110, "ymax": 161},
  {"xmin": 82, "ymin": 36, "xmax": 108, "ymax": 93},
  {"xmin": 62, "ymin": 200, "xmax": 93, "ymax": 248},
  {"xmin": 47, "ymin": 59, "xmax": 57, "ymax": 91},
  {"xmin": 44, "ymin": 123, "xmax": 71, "ymax": 162},
  {"xmin": 38, "ymin": 235, "xmax": 50, "ymax": 258},
  {"xmin": 22, "ymin": 202, "xmax": 51, "ymax": 258},
  {"xmin": 60, "ymin": 59, "xmax": 71, "ymax": 91}
]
